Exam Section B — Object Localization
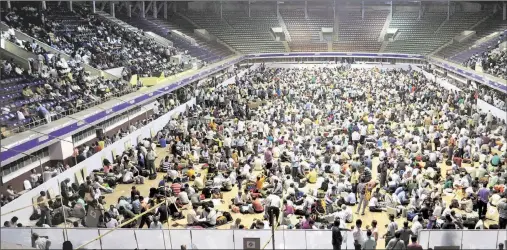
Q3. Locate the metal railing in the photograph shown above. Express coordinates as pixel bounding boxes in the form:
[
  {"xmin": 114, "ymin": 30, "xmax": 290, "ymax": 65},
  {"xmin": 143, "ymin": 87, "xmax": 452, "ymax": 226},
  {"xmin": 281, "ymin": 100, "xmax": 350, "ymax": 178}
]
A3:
[{"xmin": 1, "ymin": 87, "xmax": 136, "ymax": 138}]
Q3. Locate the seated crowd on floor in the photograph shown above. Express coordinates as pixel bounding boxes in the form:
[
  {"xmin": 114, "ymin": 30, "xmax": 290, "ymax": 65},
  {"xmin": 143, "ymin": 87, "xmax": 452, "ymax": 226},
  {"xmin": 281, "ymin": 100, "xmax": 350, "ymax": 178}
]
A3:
[
  {"xmin": 3, "ymin": 63, "xmax": 506, "ymax": 250},
  {"xmin": 463, "ymin": 33, "xmax": 507, "ymax": 80}
]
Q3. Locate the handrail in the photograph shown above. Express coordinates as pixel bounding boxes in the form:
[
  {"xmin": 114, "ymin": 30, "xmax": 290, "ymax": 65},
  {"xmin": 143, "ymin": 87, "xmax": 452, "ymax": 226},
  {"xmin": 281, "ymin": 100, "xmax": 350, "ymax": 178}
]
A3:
[{"xmin": 429, "ymin": 55, "xmax": 507, "ymax": 88}]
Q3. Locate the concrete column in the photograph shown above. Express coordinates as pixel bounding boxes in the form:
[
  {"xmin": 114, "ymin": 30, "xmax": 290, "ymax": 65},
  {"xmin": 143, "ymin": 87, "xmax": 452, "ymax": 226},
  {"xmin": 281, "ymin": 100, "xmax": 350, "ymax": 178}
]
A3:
[
  {"xmin": 333, "ymin": 0, "xmax": 336, "ymax": 21},
  {"xmin": 447, "ymin": 0, "xmax": 450, "ymax": 20},
  {"xmin": 220, "ymin": 1, "xmax": 223, "ymax": 19},
  {"xmin": 92, "ymin": 0, "xmax": 96, "ymax": 13},
  {"xmin": 277, "ymin": 2, "xmax": 280, "ymax": 18},
  {"xmin": 361, "ymin": 1, "xmax": 365, "ymax": 20},
  {"xmin": 127, "ymin": 2, "xmax": 132, "ymax": 17},
  {"xmin": 248, "ymin": 0, "xmax": 251, "ymax": 18},
  {"xmin": 48, "ymin": 136, "xmax": 74, "ymax": 161},
  {"xmin": 111, "ymin": 2, "xmax": 115, "ymax": 18},
  {"xmin": 141, "ymin": 1, "xmax": 146, "ymax": 18},
  {"xmin": 305, "ymin": 1, "xmax": 308, "ymax": 19},
  {"xmin": 41, "ymin": 1, "xmax": 46, "ymax": 10},
  {"xmin": 503, "ymin": 2, "xmax": 506, "ymax": 21},
  {"xmin": 418, "ymin": 1, "xmax": 422, "ymax": 20},
  {"xmin": 164, "ymin": 1, "xmax": 167, "ymax": 19},
  {"xmin": 390, "ymin": 1, "xmax": 393, "ymax": 19},
  {"xmin": 6, "ymin": 0, "xmax": 11, "ymax": 9},
  {"xmin": 69, "ymin": 1, "xmax": 73, "ymax": 12},
  {"xmin": 153, "ymin": 1, "xmax": 157, "ymax": 18}
]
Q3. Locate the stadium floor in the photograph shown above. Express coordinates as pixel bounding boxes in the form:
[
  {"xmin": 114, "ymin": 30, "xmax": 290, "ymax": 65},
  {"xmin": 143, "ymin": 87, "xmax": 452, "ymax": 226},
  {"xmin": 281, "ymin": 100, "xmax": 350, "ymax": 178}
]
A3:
[{"xmin": 91, "ymin": 146, "xmax": 498, "ymax": 247}]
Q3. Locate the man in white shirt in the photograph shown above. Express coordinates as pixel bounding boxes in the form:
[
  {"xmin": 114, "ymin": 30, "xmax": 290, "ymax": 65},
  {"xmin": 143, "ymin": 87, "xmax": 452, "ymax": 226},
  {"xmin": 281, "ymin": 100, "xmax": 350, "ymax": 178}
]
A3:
[
  {"xmin": 338, "ymin": 204, "xmax": 353, "ymax": 223},
  {"xmin": 178, "ymin": 189, "xmax": 190, "ymax": 204},
  {"xmin": 352, "ymin": 219, "xmax": 365, "ymax": 250},
  {"xmin": 122, "ymin": 170, "xmax": 134, "ymax": 183},
  {"xmin": 411, "ymin": 216, "xmax": 423, "ymax": 236},
  {"xmin": 198, "ymin": 207, "xmax": 217, "ymax": 227},
  {"xmin": 33, "ymin": 233, "xmax": 51, "ymax": 249},
  {"xmin": 264, "ymin": 192, "xmax": 281, "ymax": 227},
  {"xmin": 187, "ymin": 205, "xmax": 199, "ymax": 225}
]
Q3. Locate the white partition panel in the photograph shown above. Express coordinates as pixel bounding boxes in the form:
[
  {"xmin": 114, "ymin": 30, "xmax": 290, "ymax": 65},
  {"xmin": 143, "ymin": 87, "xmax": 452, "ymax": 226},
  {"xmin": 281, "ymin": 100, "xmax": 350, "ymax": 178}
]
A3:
[
  {"xmin": 191, "ymin": 229, "xmax": 235, "ymax": 249},
  {"xmin": 462, "ymin": 230, "xmax": 499, "ymax": 249},
  {"xmin": 135, "ymin": 229, "xmax": 166, "ymax": 249},
  {"xmin": 498, "ymin": 228, "xmax": 507, "ymax": 248},
  {"xmin": 283, "ymin": 230, "xmax": 306, "ymax": 249},
  {"xmin": 66, "ymin": 228, "xmax": 101, "ymax": 250},
  {"xmin": 32, "ymin": 228, "xmax": 65, "ymax": 250},
  {"xmin": 427, "ymin": 230, "xmax": 462, "ymax": 249},
  {"xmin": 233, "ymin": 229, "xmax": 272, "ymax": 249},
  {"xmin": 306, "ymin": 230, "xmax": 336, "ymax": 249},
  {"xmin": 274, "ymin": 230, "xmax": 285, "ymax": 249},
  {"xmin": 0, "ymin": 228, "xmax": 33, "ymax": 246},
  {"xmin": 168, "ymin": 229, "xmax": 192, "ymax": 249},
  {"xmin": 99, "ymin": 229, "xmax": 138, "ymax": 249},
  {"xmin": 418, "ymin": 230, "xmax": 431, "ymax": 249},
  {"xmin": 346, "ymin": 231, "xmax": 365, "ymax": 250}
]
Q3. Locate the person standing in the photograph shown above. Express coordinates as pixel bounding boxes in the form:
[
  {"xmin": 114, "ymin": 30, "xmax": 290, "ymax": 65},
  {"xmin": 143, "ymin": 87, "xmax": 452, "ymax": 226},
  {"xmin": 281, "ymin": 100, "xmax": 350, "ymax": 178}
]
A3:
[
  {"xmin": 477, "ymin": 182, "xmax": 490, "ymax": 218},
  {"xmin": 352, "ymin": 219, "xmax": 364, "ymax": 250},
  {"xmin": 386, "ymin": 231, "xmax": 406, "ymax": 250},
  {"xmin": 384, "ymin": 214, "xmax": 398, "ymax": 247},
  {"xmin": 146, "ymin": 147, "xmax": 157, "ymax": 175},
  {"xmin": 362, "ymin": 229, "xmax": 377, "ymax": 250},
  {"xmin": 356, "ymin": 179, "xmax": 367, "ymax": 215},
  {"xmin": 37, "ymin": 191, "xmax": 51, "ymax": 227},
  {"xmin": 397, "ymin": 221, "xmax": 414, "ymax": 248},
  {"xmin": 498, "ymin": 194, "xmax": 507, "ymax": 229},
  {"xmin": 407, "ymin": 235, "xmax": 423, "ymax": 250},
  {"xmin": 332, "ymin": 220, "xmax": 344, "ymax": 250},
  {"xmin": 265, "ymin": 191, "xmax": 281, "ymax": 227}
]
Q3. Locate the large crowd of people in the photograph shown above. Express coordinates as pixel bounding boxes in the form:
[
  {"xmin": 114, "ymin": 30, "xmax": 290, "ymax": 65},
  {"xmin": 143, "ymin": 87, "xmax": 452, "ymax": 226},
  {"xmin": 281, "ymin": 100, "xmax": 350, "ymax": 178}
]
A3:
[
  {"xmin": 3, "ymin": 62, "xmax": 506, "ymax": 250},
  {"xmin": 2, "ymin": 3, "xmax": 194, "ymax": 77},
  {"xmin": 463, "ymin": 33, "xmax": 507, "ymax": 80}
]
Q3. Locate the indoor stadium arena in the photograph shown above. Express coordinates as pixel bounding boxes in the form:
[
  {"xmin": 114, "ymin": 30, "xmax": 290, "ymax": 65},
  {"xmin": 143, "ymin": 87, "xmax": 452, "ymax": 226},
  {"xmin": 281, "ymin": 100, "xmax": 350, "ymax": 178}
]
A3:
[{"xmin": 0, "ymin": 0, "xmax": 506, "ymax": 249}]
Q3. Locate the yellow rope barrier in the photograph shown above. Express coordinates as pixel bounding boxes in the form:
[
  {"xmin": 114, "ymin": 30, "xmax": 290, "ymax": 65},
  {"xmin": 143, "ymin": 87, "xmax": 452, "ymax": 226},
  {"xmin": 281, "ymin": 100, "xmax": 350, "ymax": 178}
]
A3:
[
  {"xmin": 75, "ymin": 201, "xmax": 164, "ymax": 250},
  {"xmin": 261, "ymin": 223, "xmax": 278, "ymax": 250}
]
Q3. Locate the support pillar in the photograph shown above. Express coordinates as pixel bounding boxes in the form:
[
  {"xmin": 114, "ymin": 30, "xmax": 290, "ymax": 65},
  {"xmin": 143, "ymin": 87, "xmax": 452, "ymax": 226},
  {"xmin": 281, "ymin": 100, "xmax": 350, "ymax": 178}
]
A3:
[
  {"xmin": 503, "ymin": 2, "xmax": 506, "ymax": 21},
  {"xmin": 220, "ymin": 1, "xmax": 223, "ymax": 19},
  {"xmin": 69, "ymin": 1, "xmax": 73, "ymax": 12},
  {"xmin": 277, "ymin": 2, "xmax": 280, "ymax": 18},
  {"xmin": 92, "ymin": 0, "xmax": 96, "ymax": 13},
  {"xmin": 361, "ymin": 1, "xmax": 365, "ymax": 20},
  {"xmin": 390, "ymin": 1, "xmax": 393, "ymax": 19},
  {"xmin": 418, "ymin": 1, "xmax": 422, "ymax": 20},
  {"xmin": 6, "ymin": 0, "xmax": 11, "ymax": 9},
  {"xmin": 248, "ymin": 0, "xmax": 251, "ymax": 18},
  {"xmin": 141, "ymin": 1, "xmax": 146, "ymax": 18},
  {"xmin": 333, "ymin": 0, "xmax": 336, "ymax": 21},
  {"xmin": 447, "ymin": 0, "xmax": 450, "ymax": 20},
  {"xmin": 111, "ymin": 2, "xmax": 115, "ymax": 18},
  {"xmin": 127, "ymin": 2, "xmax": 132, "ymax": 17},
  {"xmin": 153, "ymin": 1, "xmax": 157, "ymax": 18},
  {"xmin": 41, "ymin": 1, "xmax": 46, "ymax": 10},
  {"xmin": 305, "ymin": 1, "xmax": 308, "ymax": 19},
  {"xmin": 164, "ymin": 1, "xmax": 167, "ymax": 19}
]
